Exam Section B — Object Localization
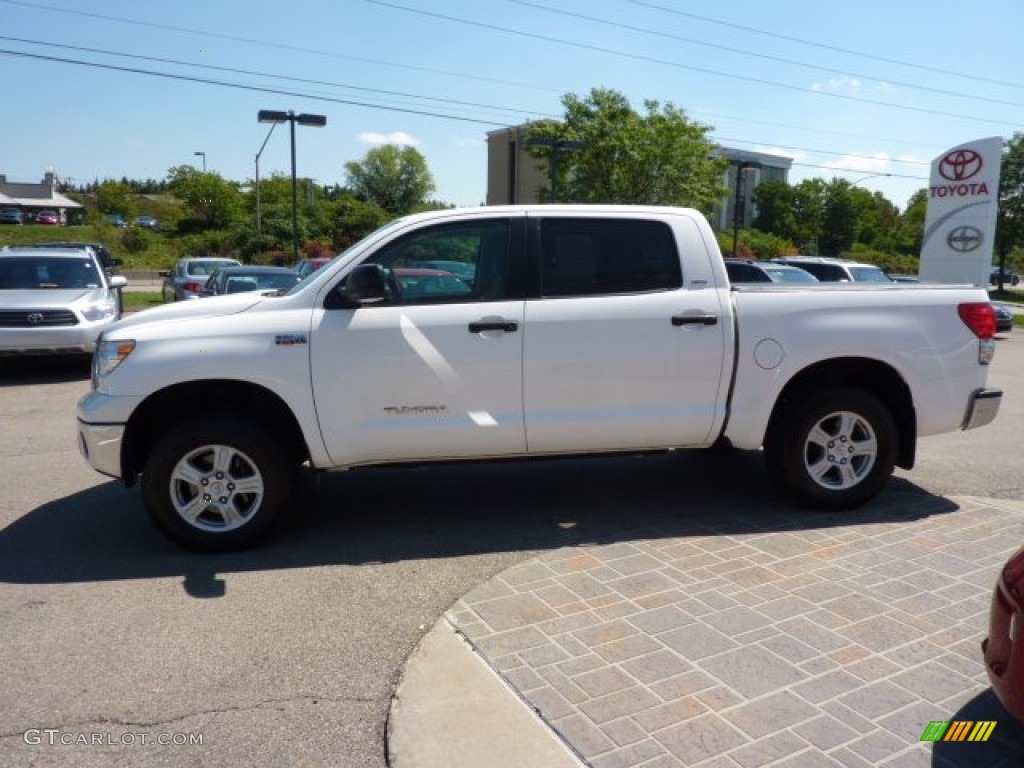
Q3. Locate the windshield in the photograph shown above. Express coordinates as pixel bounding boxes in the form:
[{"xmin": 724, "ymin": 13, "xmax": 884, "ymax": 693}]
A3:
[
  {"xmin": 849, "ymin": 266, "xmax": 893, "ymax": 283},
  {"xmin": 765, "ymin": 267, "xmax": 818, "ymax": 283},
  {"xmin": 187, "ymin": 259, "xmax": 239, "ymax": 276},
  {"xmin": 0, "ymin": 256, "xmax": 102, "ymax": 290},
  {"xmin": 284, "ymin": 216, "xmax": 409, "ymax": 296}
]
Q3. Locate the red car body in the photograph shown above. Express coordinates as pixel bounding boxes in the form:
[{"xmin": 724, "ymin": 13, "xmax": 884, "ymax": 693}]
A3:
[
  {"xmin": 984, "ymin": 545, "xmax": 1024, "ymax": 721},
  {"xmin": 36, "ymin": 210, "xmax": 60, "ymax": 225}
]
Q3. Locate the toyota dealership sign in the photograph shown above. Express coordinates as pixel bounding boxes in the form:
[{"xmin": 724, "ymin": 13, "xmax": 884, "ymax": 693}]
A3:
[{"xmin": 919, "ymin": 136, "xmax": 1003, "ymax": 286}]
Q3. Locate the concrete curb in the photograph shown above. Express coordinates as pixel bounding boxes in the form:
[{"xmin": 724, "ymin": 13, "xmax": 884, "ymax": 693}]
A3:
[{"xmin": 387, "ymin": 617, "xmax": 584, "ymax": 768}]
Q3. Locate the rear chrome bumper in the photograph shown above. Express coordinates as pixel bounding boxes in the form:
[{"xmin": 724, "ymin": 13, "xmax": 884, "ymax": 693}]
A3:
[{"xmin": 963, "ymin": 388, "xmax": 1002, "ymax": 430}]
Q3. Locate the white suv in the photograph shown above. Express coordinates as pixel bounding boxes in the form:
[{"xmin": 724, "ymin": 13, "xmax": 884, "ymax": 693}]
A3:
[
  {"xmin": 0, "ymin": 247, "xmax": 127, "ymax": 355},
  {"xmin": 772, "ymin": 257, "xmax": 893, "ymax": 283}
]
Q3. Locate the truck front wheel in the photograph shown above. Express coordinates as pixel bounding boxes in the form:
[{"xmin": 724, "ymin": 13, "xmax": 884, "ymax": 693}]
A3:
[
  {"xmin": 142, "ymin": 417, "xmax": 292, "ymax": 551},
  {"xmin": 765, "ymin": 388, "xmax": 898, "ymax": 509}
]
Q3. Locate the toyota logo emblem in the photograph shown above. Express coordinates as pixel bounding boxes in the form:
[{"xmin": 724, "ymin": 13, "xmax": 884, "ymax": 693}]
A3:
[
  {"xmin": 939, "ymin": 150, "xmax": 983, "ymax": 182},
  {"xmin": 947, "ymin": 225, "xmax": 984, "ymax": 253},
  {"xmin": 26, "ymin": 312, "xmax": 45, "ymax": 325}
]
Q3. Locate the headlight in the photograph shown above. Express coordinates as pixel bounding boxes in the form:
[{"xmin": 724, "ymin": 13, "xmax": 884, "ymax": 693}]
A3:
[
  {"xmin": 93, "ymin": 338, "xmax": 136, "ymax": 379},
  {"xmin": 80, "ymin": 300, "xmax": 118, "ymax": 322}
]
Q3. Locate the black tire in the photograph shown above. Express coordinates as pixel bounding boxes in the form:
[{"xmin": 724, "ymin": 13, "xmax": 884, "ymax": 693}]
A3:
[
  {"xmin": 142, "ymin": 417, "xmax": 292, "ymax": 551},
  {"xmin": 764, "ymin": 387, "xmax": 898, "ymax": 510}
]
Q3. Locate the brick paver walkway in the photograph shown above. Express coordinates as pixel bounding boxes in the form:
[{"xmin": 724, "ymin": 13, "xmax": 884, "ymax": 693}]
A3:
[{"xmin": 446, "ymin": 493, "xmax": 1024, "ymax": 768}]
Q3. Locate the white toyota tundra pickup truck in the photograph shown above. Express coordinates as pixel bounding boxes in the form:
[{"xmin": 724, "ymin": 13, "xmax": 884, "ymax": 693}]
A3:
[{"xmin": 77, "ymin": 205, "xmax": 1003, "ymax": 550}]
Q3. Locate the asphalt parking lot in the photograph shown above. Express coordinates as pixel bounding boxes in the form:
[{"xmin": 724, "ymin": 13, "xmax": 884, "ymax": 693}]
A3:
[{"xmin": 0, "ymin": 330, "xmax": 1020, "ymax": 767}]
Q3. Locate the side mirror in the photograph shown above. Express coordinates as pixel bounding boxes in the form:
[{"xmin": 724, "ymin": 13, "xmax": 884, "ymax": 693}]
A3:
[
  {"xmin": 109, "ymin": 275, "xmax": 128, "ymax": 289},
  {"xmin": 326, "ymin": 264, "xmax": 390, "ymax": 309}
]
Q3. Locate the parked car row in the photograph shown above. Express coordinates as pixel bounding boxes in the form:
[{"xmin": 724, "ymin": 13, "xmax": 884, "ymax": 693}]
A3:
[{"xmin": 0, "ymin": 207, "xmax": 63, "ymax": 225}]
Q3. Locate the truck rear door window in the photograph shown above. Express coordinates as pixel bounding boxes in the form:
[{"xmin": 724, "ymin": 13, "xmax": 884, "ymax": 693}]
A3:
[{"xmin": 538, "ymin": 218, "xmax": 681, "ymax": 297}]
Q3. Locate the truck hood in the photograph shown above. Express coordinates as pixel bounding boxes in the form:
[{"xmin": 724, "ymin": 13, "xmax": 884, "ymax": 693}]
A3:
[{"xmin": 110, "ymin": 293, "xmax": 266, "ymax": 332}]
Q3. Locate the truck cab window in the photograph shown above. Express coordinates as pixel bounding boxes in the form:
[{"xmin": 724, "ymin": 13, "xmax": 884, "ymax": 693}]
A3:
[{"xmin": 538, "ymin": 218, "xmax": 681, "ymax": 298}]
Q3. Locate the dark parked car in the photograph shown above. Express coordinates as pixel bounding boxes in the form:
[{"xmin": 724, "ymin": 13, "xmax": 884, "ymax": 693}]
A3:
[
  {"xmin": 392, "ymin": 268, "xmax": 472, "ymax": 301},
  {"xmin": 983, "ymin": 544, "xmax": 1024, "ymax": 722},
  {"xmin": 993, "ymin": 302, "xmax": 1014, "ymax": 333},
  {"xmin": 990, "ymin": 267, "xmax": 1021, "ymax": 287},
  {"xmin": 773, "ymin": 257, "xmax": 893, "ymax": 283},
  {"xmin": 104, "ymin": 213, "xmax": 127, "ymax": 228},
  {"xmin": 201, "ymin": 266, "xmax": 301, "ymax": 296},
  {"xmin": 410, "ymin": 259, "xmax": 476, "ymax": 285},
  {"xmin": 161, "ymin": 257, "xmax": 242, "ymax": 301},
  {"xmin": 0, "ymin": 207, "xmax": 23, "ymax": 225},
  {"xmin": 134, "ymin": 215, "xmax": 159, "ymax": 230},
  {"xmin": 724, "ymin": 259, "xmax": 818, "ymax": 284}
]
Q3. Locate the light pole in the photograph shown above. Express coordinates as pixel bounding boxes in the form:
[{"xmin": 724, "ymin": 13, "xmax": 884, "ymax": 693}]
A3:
[
  {"xmin": 193, "ymin": 151, "xmax": 206, "ymax": 172},
  {"xmin": 525, "ymin": 137, "xmax": 584, "ymax": 202},
  {"xmin": 257, "ymin": 109, "xmax": 327, "ymax": 262},
  {"xmin": 731, "ymin": 161, "xmax": 759, "ymax": 258},
  {"xmin": 254, "ymin": 123, "xmax": 278, "ymax": 251},
  {"xmin": 848, "ymin": 172, "xmax": 892, "ymax": 188}
]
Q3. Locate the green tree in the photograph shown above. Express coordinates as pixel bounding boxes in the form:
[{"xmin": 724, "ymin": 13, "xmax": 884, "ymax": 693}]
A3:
[
  {"xmin": 95, "ymin": 181, "xmax": 136, "ymax": 219},
  {"xmin": 527, "ymin": 88, "xmax": 726, "ymax": 211},
  {"xmin": 996, "ymin": 133, "xmax": 1024, "ymax": 287},
  {"xmin": 792, "ymin": 179, "xmax": 827, "ymax": 254},
  {"xmin": 752, "ymin": 180, "xmax": 798, "ymax": 241},
  {"xmin": 166, "ymin": 165, "xmax": 244, "ymax": 230},
  {"xmin": 820, "ymin": 180, "xmax": 859, "ymax": 256},
  {"xmin": 344, "ymin": 145, "xmax": 435, "ymax": 216}
]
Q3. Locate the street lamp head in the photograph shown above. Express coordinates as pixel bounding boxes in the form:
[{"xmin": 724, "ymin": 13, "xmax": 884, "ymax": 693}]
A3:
[
  {"xmin": 296, "ymin": 114, "xmax": 327, "ymax": 127},
  {"xmin": 258, "ymin": 110, "xmax": 290, "ymax": 124}
]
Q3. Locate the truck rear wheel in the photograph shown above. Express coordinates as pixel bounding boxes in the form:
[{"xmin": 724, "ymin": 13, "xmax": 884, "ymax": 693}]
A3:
[
  {"xmin": 142, "ymin": 417, "xmax": 291, "ymax": 551},
  {"xmin": 765, "ymin": 388, "xmax": 897, "ymax": 509}
]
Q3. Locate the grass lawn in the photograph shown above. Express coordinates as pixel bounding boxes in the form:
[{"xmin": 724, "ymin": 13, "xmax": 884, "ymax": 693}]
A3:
[{"xmin": 121, "ymin": 292, "xmax": 164, "ymax": 312}]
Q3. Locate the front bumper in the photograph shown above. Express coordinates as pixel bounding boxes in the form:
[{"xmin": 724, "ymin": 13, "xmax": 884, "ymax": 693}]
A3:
[
  {"xmin": 963, "ymin": 388, "xmax": 1002, "ymax": 430},
  {"xmin": 77, "ymin": 421, "xmax": 124, "ymax": 479},
  {"xmin": 0, "ymin": 320, "xmax": 114, "ymax": 356}
]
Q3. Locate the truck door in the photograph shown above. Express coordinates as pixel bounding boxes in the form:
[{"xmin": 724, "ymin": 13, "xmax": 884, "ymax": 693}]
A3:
[
  {"xmin": 310, "ymin": 215, "xmax": 529, "ymax": 466},
  {"xmin": 522, "ymin": 214, "xmax": 730, "ymax": 453}
]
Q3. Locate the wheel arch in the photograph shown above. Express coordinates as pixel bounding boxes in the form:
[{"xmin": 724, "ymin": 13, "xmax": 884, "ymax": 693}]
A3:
[
  {"xmin": 766, "ymin": 357, "xmax": 916, "ymax": 469},
  {"xmin": 121, "ymin": 379, "xmax": 310, "ymax": 486}
]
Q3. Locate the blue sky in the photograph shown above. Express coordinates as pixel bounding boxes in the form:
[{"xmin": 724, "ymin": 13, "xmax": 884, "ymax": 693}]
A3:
[{"xmin": 2, "ymin": 0, "xmax": 1022, "ymax": 211}]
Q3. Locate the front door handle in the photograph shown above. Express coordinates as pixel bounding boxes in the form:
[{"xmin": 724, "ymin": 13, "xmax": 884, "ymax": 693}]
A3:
[
  {"xmin": 468, "ymin": 321, "xmax": 518, "ymax": 333},
  {"xmin": 672, "ymin": 313, "xmax": 718, "ymax": 327}
]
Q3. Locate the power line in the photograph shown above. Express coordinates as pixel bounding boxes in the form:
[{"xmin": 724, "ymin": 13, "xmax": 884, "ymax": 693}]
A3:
[
  {"xmin": 628, "ymin": 0, "xmax": 1024, "ymax": 92},
  {"xmin": 507, "ymin": 0, "xmax": 1024, "ymax": 110},
  {"xmin": 0, "ymin": 35, "xmax": 557, "ymax": 120},
  {"xmin": 0, "ymin": 0, "xmax": 561, "ymax": 95},
  {"xmin": 0, "ymin": 42, "xmax": 945, "ymax": 177},
  {"xmin": 365, "ymin": 0, "xmax": 1018, "ymax": 128},
  {"xmin": 0, "ymin": 48, "xmax": 511, "ymax": 126}
]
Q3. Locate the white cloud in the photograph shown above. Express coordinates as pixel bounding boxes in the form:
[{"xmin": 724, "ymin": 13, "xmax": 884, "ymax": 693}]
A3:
[
  {"xmin": 456, "ymin": 137, "xmax": 484, "ymax": 149},
  {"xmin": 810, "ymin": 76, "xmax": 863, "ymax": 93},
  {"xmin": 357, "ymin": 131, "xmax": 420, "ymax": 147},
  {"xmin": 753, "ymin": 146, "xmax": 807, "ymax": 162},
  {"xmin": 824, "ymin": 153, "xmax": 892, "ymax": 173}
]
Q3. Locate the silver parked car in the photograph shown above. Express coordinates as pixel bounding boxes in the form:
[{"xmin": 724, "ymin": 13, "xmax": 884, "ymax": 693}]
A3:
[
  {"xmin": 0, "ymin": 247, "xmax": 127, "ymax": 355},
  {"xmin": 161, "ymin": 257, "xmax": 242, "ymax": 302}
]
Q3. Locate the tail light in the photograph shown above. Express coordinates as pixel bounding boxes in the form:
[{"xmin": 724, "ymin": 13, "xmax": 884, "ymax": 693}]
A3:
[
  {"xmin": 958, "ymin": 302, "xmax": 996, "ymax": 339},
  {"xmin": 958, "ymin": 302, "xmax": 996, "ymax": 365},
  {"xmin": 184, "ymin": 281, "xmax": 204, "ymax": 293}
]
